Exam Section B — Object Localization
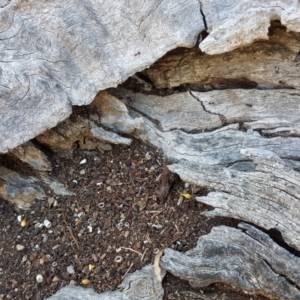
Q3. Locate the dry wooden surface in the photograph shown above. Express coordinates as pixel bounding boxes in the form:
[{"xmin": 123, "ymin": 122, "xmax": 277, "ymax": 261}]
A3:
[
  {"xmin": 0, "ymin": 0, "xmax": 203, "ymax": 153},
  {"xmin": 161, "ymin": 223, "xmax": 300, "ymax": 300},
  {"xmin": 1, "ymin": 1, "xmax": 300, "ymax": 299}
]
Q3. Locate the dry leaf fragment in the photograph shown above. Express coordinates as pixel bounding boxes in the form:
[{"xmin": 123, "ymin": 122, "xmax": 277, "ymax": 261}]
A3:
[
  {"xmin": 180, "ymin": 193, "xmax": 192, "ymax": 200},
  {"xmin": 81, "ymin": 278, "xmax": 90, "ymax": 285},
  {"xmin": 88, "ymin": 264, "xmax": 95, "ymax": 271},
  {"xmin": 21, "ymin": 218, "xmax": 27, "ymax": 227}
]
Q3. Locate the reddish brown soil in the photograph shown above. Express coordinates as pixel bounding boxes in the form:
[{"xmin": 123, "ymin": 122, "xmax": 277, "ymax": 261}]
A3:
[{"xmin": 0, "ymin": 140, "xmax": 269, "ymax": 300}]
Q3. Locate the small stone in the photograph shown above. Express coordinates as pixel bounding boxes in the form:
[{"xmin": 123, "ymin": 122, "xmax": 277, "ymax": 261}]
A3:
[
  {"xmin": 21, "ymin": 255, "xmax": 27, "ymax": 263},
  {"xmin": 36, "ymin": 274, "xmax": 43, "ymax": 283},
  {"xmin": 52, "ymin": 276, "xmax": 59, "ymax": 282},
  {"xmin": 184, "ymin": 182, "xmax": 190, "ymax": 188},
  {"xmin": 79, "ymin": 170, "xmax": 85, "ymax": 175},
  {"xmin": 16, "ymin": 244, "xmax": 25, "ymax": 251},
  {"xmin": 48, "ymin": 197, "xmax": 55, "ymax": 207},
  {"xmin": 42, "ymin": 234, "xmax": 48, "ymax": 243},
  {"xmin": 67, "ymin": 265, "xmax": 75, "ymax": 274},
  {"xmin": 80, "ymin": 159, "xmax": 87, "ymax": 164}
]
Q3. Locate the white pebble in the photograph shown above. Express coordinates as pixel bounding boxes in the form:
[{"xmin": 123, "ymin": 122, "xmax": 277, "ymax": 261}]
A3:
[
  {"xmin": 80, "ymin": 159, "xmax": 87, "ymax": 164},
  {"xmin": 16, "ymin": 244, "xmax": 25, "ymax": 251},
  {"xmin": 17, "ymin": 215, "xmax": 22, "ymax": 222},
  {"xmin": 44, "ymin": 219, "xmax": 51, "ymax": 228},
  {"xmin": 184, "ymin": 182, "xmax": 190, "ymax": 188},
  {"xmin": 36, "ymin": 274, "xmax": 43, "ymax": 283},
  {"xmin": 67, "ymin": 265, "xmax": 75, "ymax": 274},
  {"xmin": 79, "ymin": 170, "xmax": 85, "ymax": 175},
  {"xmin": 42, "ymin": 234, "xmax": 48, "ymax": 243}
]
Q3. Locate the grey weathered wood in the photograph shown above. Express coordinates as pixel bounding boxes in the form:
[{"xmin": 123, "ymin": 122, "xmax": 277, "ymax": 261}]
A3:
[
  {"xmin": 9, "ymin": 141, "xmax": 52, "ymax": 171},
  {"xmin": 200, "ymin": 0, "xmax": 300, "ymax": 54},
  {"xmin": 112, "ymin": 89, "xmax": 221, "ymax": 132},
  {"xmin": 92, "ymin": 91, "xmax": 143, "ymax": 134},
  {"xmin": 143, "ymin": 23, "xmax": 300, "ymax": 90},
  {"xmin": 190, "ymin": 89, "xmax": 300, "ymax": 134},
  {"xmin": 0, "ymin": 167, "xmax": 45, "ymax": 210},
  {"xmin": 114, "ymin": 88, "xmax": 300, "ymax": 135},
  {"xmin": 46, "ymin": 265, "xmax": 165, "ymax": 300},
  {"xmin": 36, "ymin": 116, "xmax": 133, "ymax": 154},
  {"xmin": 2, "ymin": 1, "xmax": 300, "ymax": 298},
  {"xmin": 0, "ymin": 0, "xmax": 203, "ymax": 153},
  {"xmin": 161, "ymin": 223, "xmax": 300, "ymax": 299},
  {"xmin": 2, "ymin": 1, "xmax": 300, "ymax": 153},
  {"xmin": 169, "ymin": 148, "xmax": 300, "ymax": 252},
  {"xmin": 120, "ymin": 89, "xmax": 300, "ymax": 253}
]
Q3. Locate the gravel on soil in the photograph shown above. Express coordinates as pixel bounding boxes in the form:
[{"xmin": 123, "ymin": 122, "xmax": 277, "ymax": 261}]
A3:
[{"xmin": 0, "ymin": 139, "xmax": 270, "ymax": 300}]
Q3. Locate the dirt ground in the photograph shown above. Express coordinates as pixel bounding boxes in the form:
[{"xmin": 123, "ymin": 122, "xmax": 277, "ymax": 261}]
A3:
[{"xmin": 0, "ymin": 139, "xmax": 270, "ymax": 299}]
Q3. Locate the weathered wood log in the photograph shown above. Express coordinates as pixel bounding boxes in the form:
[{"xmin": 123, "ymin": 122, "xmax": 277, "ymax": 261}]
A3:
[
  {"xmin": 1, "ymin": 1, "xmax": 300, "ymax": 299},
  {"xmin": 161, "ymin": 223, "xmax": 300, "ymax": 299},
  {"xmin": 0, "ymin": 166, "xmax": 45, "ymax": 210},
  {"xmin": 142, "ymin": 21, "xmax": 300, "ymax": 91},
  {"xmin": 113, "ymin": 88, "xmax": 300, "ymax": 135},
  {"xmin": 1, "ymin": 1, "xmax": 300, "ymax": 153},
  {"xmin": 169, "ymin": 148, "xmax": 300, "ymax": 252},
  {"xmin": 46, "ymin": 265, "xmax": 165, "ymax": 300},
  {"xmin": 0, "ymin": 0, "xmax": 203, "ymax": 153},
  {"xmin": 199, "ymin": 0, "xmax": 300, "ymax": 55},
  {"xmin": 120, "ymin": 89, "xmax": 300, "ymax": 251}
]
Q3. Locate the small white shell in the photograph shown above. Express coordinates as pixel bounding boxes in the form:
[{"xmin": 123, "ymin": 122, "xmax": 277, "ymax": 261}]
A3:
[
  {"xmin": 114, "ymin": 256, "xmax": 123, "ymax": 263},
  {"xmin": 36, "ymin": 274, "xmax": 43, "ymax": 283},
  {"xmin": 17, "ymin": 215, "xmax": 22, "ymax": 222},
  {"xmin": 98, "ymin": 202, "xmax": 105, "ymax": 208},
  {"xmin": 153, "ymin": 248, "xmax": 160, "ymax": 254},
  {"xmin": 80, "ymin": 158, "xmax": 87, "ymax": 164},
  {"xmin": 44, "ymin": 219, "xmax": 51, "ymax": 228}
]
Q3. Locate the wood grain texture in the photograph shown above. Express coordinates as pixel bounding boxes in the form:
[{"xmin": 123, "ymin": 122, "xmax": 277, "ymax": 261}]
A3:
[
  {"xmin": 161, "ymin": 223, "xmax": 300, "ymax": 299},
  {"xmin": 0, "ymin": 0, "xmax": 203, "ymax": 153},
  {"xmin": 46, "ymin": 265, "xmax": 165, "ymax": 300},
  {"xmin": 123, "ymin": 89, "xmax": 300, "ymax": 252},
  {"xmin": 169, "ymin": 148, "xmax": 300, "ymax": 252},
  {"xmin": 200, "ymin": 0, "xmax": 300, "ymax": 54},
  {"xmin": 143, "ymin": 22, "xmax": 300, "ymax": 90}
]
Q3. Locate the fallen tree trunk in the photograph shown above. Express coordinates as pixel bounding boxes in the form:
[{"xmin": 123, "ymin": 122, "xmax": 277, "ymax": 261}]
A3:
[
  {"xmin": 161, "ymin": 223, "xmax": 300, "ymax": 300},
  {"xmin": 1, "ymin": 1, "xmax": 300, "ymax": 299}
]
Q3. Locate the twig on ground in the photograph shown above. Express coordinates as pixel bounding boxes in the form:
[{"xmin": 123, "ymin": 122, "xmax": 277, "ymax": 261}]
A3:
[
  {"xmin": 141, "ymin": 248, "xmax": 148, "ymax": 261},
  {"xmin": 122, "ymin": 262, "xmax": 134, "ymax": 279},
  {"xmin": 63, "ymin": 220, "xmax": 80, "ymax": 250},
  {"xmin": 121, "ymin": 247, "xmax": 142, "ymax": 256}
]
